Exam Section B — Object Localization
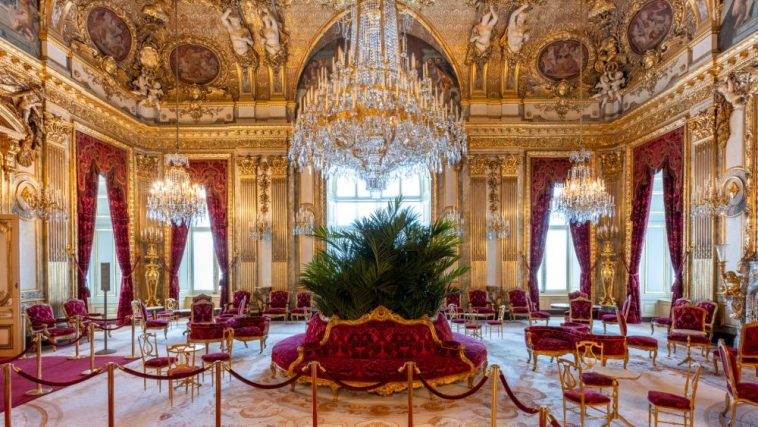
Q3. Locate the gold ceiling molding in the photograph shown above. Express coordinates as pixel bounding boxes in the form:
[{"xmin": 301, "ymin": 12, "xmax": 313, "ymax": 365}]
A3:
[{"xmin": 687, "ymin": 106, "xmax": 715, "ymax": 142}]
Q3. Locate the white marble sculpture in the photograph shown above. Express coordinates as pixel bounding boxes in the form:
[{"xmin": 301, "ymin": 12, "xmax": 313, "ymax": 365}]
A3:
[
  {"xmin": 506, "ymin": 4, "xmax": 530, "ymax": 54},
  {"xmin": 470, "ymin": 5, "xmax": 498, "ymax": 55},
  {"xmin": 593, "ymin": 70, "xmax": 625, "ymax": 107},
  {"xmin": 261, "ymin": 6, "xmax": 282, "ymax": 58},
  {"xmin": 222, "ymin": 8, "xmax": 254, "ymax": 57}
]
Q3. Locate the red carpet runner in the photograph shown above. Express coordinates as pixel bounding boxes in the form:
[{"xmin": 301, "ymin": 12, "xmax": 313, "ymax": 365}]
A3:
[{"xmin": 0, "ymin": 356, "xmax": 131, "ymax": 411}]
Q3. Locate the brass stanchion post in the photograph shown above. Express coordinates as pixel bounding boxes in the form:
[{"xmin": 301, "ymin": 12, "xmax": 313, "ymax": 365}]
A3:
[
  {"xmin": 81, "ymin": 325, "xmax": 96, "ymax": 375},
  {"xmin": 25, "ymin": 333, "xmax": 52, "ymax": 396},
  {"xmin": 107, "ymin": 363, "xmax": 114, "ymax": 427},
  {"xmin": 310, "ymin": 362, "xmax": 319, "ymax": 427},
  {"xmin": 539, "ymin": 407, "xmax": 547, "ymax": 427},
  {"xmin": 4, "ymin": 363, "xmax": 12, "ymax": 427},
  {"xmin": 490, "ymin": 365, "xmax": 499, "ymax": 427},
  {"xmin": 68, "ymin": 317, "xmax": 82, "ymax": 360},
  {"xmin": 215, "ymin": 361, "xmax": 221, "ymax": 427},
  {"xmin": 401, "ymin": 361, "xmax": 416, "ymax": 427}
]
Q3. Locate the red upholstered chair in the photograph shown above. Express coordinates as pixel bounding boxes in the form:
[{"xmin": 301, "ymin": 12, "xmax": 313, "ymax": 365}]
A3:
[
  {"xmin": 619, "ymin": 308, "xmax": 658, "ymax": 365},
  {"xmin": 667, "ymin": 305, "xmax": 709, "ymax": 363},
  {"xmin": 444, "ymin": 293, "xmax": 462, "ymax": 313},
  {"xmin": 221, "ymin": 290, "xmax": 251, "ymax": 316},
  {"xmin": 525, "ymin": 326, "xmax": 576, "ymax": 371},
  {"xmin": 224, "ymin": 316, "xmax": 270, "ymax": 352},
  {"xmin": 695, "ymin": 300, "xmax": 718, "ymax": 339},
  {"xmin": 485, "ymin": 305, "xmax": 507, "ymax": 339},
  {"xmin": 157, "ymin": 298, "xmax": 179, "ymax": 328},
  {"xmin": 564, "ymin": 291, "xmax": 589, "ymax": 319},
  {"xmin": 447, "ymin": 304, "xmax": 466, "ymax": 332},
  {"xmin": 647, "ymin": 363, "xmax": 702, "ymax": 427},
  {"xmin": 557, "ymin": 357, "xmax": 612, "ymax": 426},
  {"xmin": 26, "ymin": 303, "xmax": 77, "ymax": 349},
  {"xmin": 192, "ymin": 293, "xmax": 213, "ymax": 303},
  {"xmin": 62, "ymin": 298, "xmax": 105, "ymax": 336},
  {"xmin": 189, "ymin": 299, "xmax": 215, "ymax": 324},
  {"xmin": 564, "ymin": 297, "xmax": 593, "ymax": 330},
  {"xmin": 216, "ymin": 295, "xmax": 247, "ymax": 323},
  {"xmin": 468, "ymin": 289, "xmax": 495, "ymax": 319},
  {"xmin": 738, "ymin": 321, "xmax": 758, "ymax": 376},
  {"xmin": 201, "ymin": 327, "xmax": 234, "ymax": 384},
  {"xmin": 290, "ymin": 291, "xmax": 313, "ymax": 321},
  {"xmin": 601, "ymin": 295, "xmax": 631, "ymax": 334},
  {"xmin": 718, "ymin": 339, "xmax": 758, "ymax": 426},
  {"xmin": 166, "ymin": 343, "xmax": 201, "ymax": 404},
  {"xmin": 188, "ymin": 322, "xmax": 226, "ymax": 354},
  {"xmin": 575, "ymin": 341, "xmax": 618, "ymax": 416},
  {"xmin": 463, "ymin": 312, "xmax": 483, "ymax": 340},
  {"xmin": 508, "ymin": 288, "xmax": 530, "ymax": 321},
  {"xmin": 651, "ymin": 297, "xmax": 691, "ymax": 335},
  {"xmin": 264, "ymin": 290, "xmax": 289, "ymax": 322},
  {"xmin": 131, "ymin": 300, "xmax": 169, "ymax": 339},
  {"xmin": 137, "ymin": 331, "xmax": 175, "ymax": 392},
  {"xmin": 527, "ymin": 296, "xmax": 551, "ymax": 325}
]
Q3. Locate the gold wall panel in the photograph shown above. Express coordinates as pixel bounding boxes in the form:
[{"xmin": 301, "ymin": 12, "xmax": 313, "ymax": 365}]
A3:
[
  {"xmin": 501, "ymin": 175, "xmax": 519, "ymax": 289},
  {"xmin": 45, "ymin": 142, "xmax": 69, "ymax": 309},
  {"xmin": 469, "ymin": 173, "xmax": 486, "ymax": 289},
  {"xmin": 237, "ymin": 166, "xmax": 257, "ymax": 293},
  {"xmin": 271, "ymin": 159, "xmax": 288, "ymax": 290}
]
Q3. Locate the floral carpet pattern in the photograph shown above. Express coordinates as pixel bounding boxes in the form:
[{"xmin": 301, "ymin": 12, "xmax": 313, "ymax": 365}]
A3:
[{"xmin": 7, "ymin": 319, "xmax": 758, "ymax": 426}]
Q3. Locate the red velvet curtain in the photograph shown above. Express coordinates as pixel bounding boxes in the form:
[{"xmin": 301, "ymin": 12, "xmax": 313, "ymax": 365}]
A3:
[
  {"xmin": 76, "ymin": 132, "xmax": 132, "ymax": 321},
  {"xmin": 529, "ymin": 157, "xmax": 571, "ymax": 309},
  {"xmin": 627, "ymin": 128, "xmax": 684, "ymax": 323},
  {"xmin": 570, "ymin": 222, "xmax": 592, "ymax": 298},
  {"xmin": 168, "ymin": 224, "xmax": 189, "ymax": 300},
  {"xmin": 168, "ymin": 160, "xmax": 229, "ymax": 305}
]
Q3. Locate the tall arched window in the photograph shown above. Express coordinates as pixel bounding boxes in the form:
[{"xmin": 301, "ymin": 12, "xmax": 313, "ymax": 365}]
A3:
[
  {"xmin": 639, "ymin": 171, "xmax": 674, "ymax": 308},
  {"xmin": 87, "ymin": 175, "xmax": 121, "ymax": 312},
  {"xmin": 327, "ymin": 173, "xmax": 431, "ymax": 229}
]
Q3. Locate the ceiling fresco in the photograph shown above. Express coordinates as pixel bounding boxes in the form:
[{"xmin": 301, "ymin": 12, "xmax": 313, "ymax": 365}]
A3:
[{"xmin": 31, "ymin": 0, "xmax": 725, "ymax": 122}]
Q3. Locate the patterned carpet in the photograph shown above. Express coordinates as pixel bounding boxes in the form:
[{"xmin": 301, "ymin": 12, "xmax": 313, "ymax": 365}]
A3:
[{"xmin": 7, "ymin": 318, "xmax": 758, "ymax": 426}]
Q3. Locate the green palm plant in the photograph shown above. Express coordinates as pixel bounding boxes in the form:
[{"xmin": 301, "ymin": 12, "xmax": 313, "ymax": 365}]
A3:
[{"xmin": 300, "ymin": 198, "xmax": 467, "ymax": 320}]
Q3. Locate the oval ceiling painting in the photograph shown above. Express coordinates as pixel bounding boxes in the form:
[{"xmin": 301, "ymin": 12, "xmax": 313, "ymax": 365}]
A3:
[
  {"xmin": 627, "ymin": 0, "xmax": 673, "ymax": 54},
  {"xmin": 86, "ymin": 7, "xmax": 132, "ymax": 61},
  {"xmin": 537, "ymin": 40, "xmax": 589, "ymax": 81},
  {"xmin": 169, "ymin": 44, "xmax": 221, "ymax": 85}
]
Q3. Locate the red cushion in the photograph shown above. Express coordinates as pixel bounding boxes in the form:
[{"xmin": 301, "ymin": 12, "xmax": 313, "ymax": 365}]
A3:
[
  {"xmin": 464, "ymin": 324, "xmax": 482, "ymax": 330},
  {"xmin": 651, "ymin": 317, "xmax": 672, "ymax": 326},
  {"xmin": 202, "ymin": 353, "xmax": 231, "ymax": 363},
  {"xmin": 157, "ymin": 310, "xmax": 173, "ymax": 317},
  {"xmin": 145, "ymin": 356, "xmax": 176, "ymax": 368},
  {"xmin": 485, "ymin": 320, "xmax": 503, "ymax": 325},
  {"xmin": 48, "ymin": 327, "xmax": 76, "ymax": 337},
  {"xmin": 235, "ymin": 326, "xmax": 263, "ymax": 337},
  {"xmin": 600, "ymin": 313, "xmax": 618, "ymax": 322},
  {"xmin": 628, "ymin": 335, "xmax": 658, "ymax": 348},
  {"xmin": 450, "ymin": 319, "xmax": 466, "ymax": 324},
  {"xmin": 535, "ymin": 337, "xmax": 573, "ymax": 352},
  {"xmin": 146, "ymin": 319, "xmax": 169, "ymax": 328},
  {"xmin": 581, "ymin": 372, "xmax": 614, "ymax": 387},
  {"xmin": 264, "ymin": 308, "xmax": 287, "ymax": 315},
  {"xmin": 531, "ymin": 311, "xmax": 550, "ymax": 319},
  {"xmin": 668, "ymin": 333, "xmax": 709, "ymax": 344},
  {"xmin": 736, "ymin": 382, "xmax": 758, "ymax": 402},
  {"xmin": 647, "ymin": 391, "xmax": 691, "ymax": 409},
  {"xmin": 561, "ymin": 322, "xmax": 589, "ymax": 333},
  {"xmin": 564, "ymin": 389, "xmax": 611, "ymax": 405}
]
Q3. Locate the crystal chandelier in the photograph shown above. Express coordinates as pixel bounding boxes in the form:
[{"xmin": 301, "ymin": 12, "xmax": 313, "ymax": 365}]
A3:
[
  {"xmin": 441, "ymin": 206, "xmax": 464, "ymax": 237},
  {"xmin": 294, "ymin": 205, "xmax": 316, "ymax": 236},
  {"xmin": 486, "ymin": 212, "xmax": 510, "ymax": 240},
  {"xmin": 146, "ymin": 0, "xmax": 206, "ymax": 227},
  {"xmin": 290, "ymin": 0, "xmax": 467, "ymax": 194},
  {"xmin": 552, "ymin": 1, "xmax": 614, "ymax": 225},
  {"xmin": 692, "ymin": 177, "xmax": 729, "ymax": 217}
]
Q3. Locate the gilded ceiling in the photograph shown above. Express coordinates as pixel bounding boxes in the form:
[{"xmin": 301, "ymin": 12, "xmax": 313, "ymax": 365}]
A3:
[{"xmin": 46, "ymin": 0, "xmax": 710, "ymax": 122}]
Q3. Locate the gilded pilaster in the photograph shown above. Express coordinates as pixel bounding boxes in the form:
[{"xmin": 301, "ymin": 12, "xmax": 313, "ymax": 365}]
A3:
[
  {"xmin": 270, "ymin": 156, "xmax": 288, "ymax": 291},
  {"xmin": 500, "ymin": 153, "xmax": 521, "ymax": 290},
  {"xmin": 469, "ymin": 155, "xmax": 488, "ymax": 290},
  {"xmin": 237, "ymin": 155, "xmax": 258, "ymax": 293}
]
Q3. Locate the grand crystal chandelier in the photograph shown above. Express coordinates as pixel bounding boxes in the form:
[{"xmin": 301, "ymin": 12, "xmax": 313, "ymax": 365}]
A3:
[
  {"xmin": 290, "ymin": 0, "xmax": 466, "ymax": 193},
  {"xmin": 551, "ymin": 0, "xmax": 614, "ymax": 225},
  {"xmin": 146, "ymin": 0, "xmax": 206, "ymax": 227}
]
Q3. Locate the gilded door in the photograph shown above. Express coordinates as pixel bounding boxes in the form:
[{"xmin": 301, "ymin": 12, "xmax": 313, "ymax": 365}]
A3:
[{"xmin": 0, "ymin": 215, "xmax": 21, "ymax": 356}]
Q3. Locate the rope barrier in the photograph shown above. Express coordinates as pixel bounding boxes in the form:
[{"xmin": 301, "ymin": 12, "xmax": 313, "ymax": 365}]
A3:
[
  {"xmin": 417, "ymin": 371, "xmax": 490, "ymax": 400},
  {"xmin": 0, "ymin": 346, "xmax": 33, "ymax": 364},
  {"xmin": 227, "ymin": 367, "xmax": 304, "ymax": 389},
  {"xmin": 117, "ymin": 364, "xmax": 208, "ymax": 381},
  {"xmin": 12, "ymin": 365, "xmax": 105, "ymax": 387},
  {"xmin": 498, "ymin": 372, "xmax": 539, "ymax": 415},
  {"xmin": 38, "ymin": 332, "xmax": 89, "ymax": 349}
]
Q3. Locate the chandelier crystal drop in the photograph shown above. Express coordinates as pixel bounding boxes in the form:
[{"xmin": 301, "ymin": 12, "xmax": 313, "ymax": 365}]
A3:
[
  {"xmin": 290, "ymin": 0, "xmax": 467, "ymax": 194},
  {"xmin": 147, "ymin": 154, "xmax": 207, "ymax": 226},
  {"xmin": 552, "ymin": 150, "xmax": 615, "ymax": 224}
]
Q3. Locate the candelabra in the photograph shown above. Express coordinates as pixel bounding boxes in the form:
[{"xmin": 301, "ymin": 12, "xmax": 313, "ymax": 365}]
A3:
[
  {"xmin": 20, "ymin": 186, "xmax": 67, "ymax": 220},
  {"xmin": 141, "ymin": 226, "xmax": 163, "ymax": 307},
  {"xmin": 294, "ymin": 205, "xmax": 316, "ymax": 236},
  {"xmin": 715, "ymin": 243, "xmax": 748, "ymax": 323},
  {"xmin": 486, "ymin": 212, "xmax": 510, "ymax": 240},
  {"xmin": 597, "ymin": 221, "xmax": 619, "ymax": 306},
  {"xmin": 692, "ymin": 177, "xmax": 730, "ymax": 218},
  {"xmin": 248, "ymin": 217, "xmax": 272, "ymax": 241},
  {"xmin": 441, "ymin": 206, "xmax": 464, "ymax": 237}
]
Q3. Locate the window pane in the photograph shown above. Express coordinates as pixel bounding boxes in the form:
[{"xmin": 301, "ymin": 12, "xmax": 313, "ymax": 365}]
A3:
[
  {"xmin": 544, "ymin": 229, "xmax": 568, "ymax": 291},
  {"xmin": 401, "ymin": 176, "xmax": 421, "ymax": 197},
  {"xmin": 569, "ymin": 243, "xmax": 581, "ymax": 291},
  {"xmin": 382, "ymin": 179, "xmax": 401, "ymax": 198},
  {"xmin": 335, "ymin": 177, "xmax": 356, "ymax": 198},
  {"xmin": 640, "ymin": 171, "xmax": 673, "ymax": 297},
  {"xmin": 192, "ymin": 231, "xmax": 215, "ymax": 290}
]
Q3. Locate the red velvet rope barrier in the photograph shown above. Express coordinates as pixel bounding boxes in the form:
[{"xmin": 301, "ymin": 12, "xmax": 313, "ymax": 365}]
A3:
[
  {"xmin": 548, "ymin": 413, "xmax": 562, "ymax": 427},
  {"xmin": 92, "ymin": 319, "xmax": 130, "ymax": 331},
  {"xmin": 227, "ymin": 368, "xmax": 304, "ymax": 389},
  {"xmin": 498, "ymin": 372, "xmax": 540, "ymax": 415},
  {"xmin": 318, "ymin": 370, "xmax": 393, "ymax": 392},
  {"xmin": 40, "ymin": 332, "xmax": 89, "ymax": 349},
  {"xmin": 118, "ymin": 365, "xmax": 208, "ymax": 381},
  {"xmin": 0, "ymin": 345, "xmax": 34, "ymax": 364},
  {"xmin": 416, "ymin": 372, "xmax": 490, "ymax": 400},
  {"xmin": 13, "ymin": 365, "xmax": 105, "ymax": 387}
]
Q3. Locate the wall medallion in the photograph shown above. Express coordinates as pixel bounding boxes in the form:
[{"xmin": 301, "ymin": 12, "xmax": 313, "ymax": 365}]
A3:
[
  {"xmin": 627, "ymin": 0, "xmax": 673, "ymax": 54},
  {"xmin": 169, "ymin": 44, "xmax": 221, "ymax": 85},
  {"xmin": 536, "ymin": 40, "xmax": 589, "ymax": 81},
  {"xmin": 721, "ymin": 167, "xmax": 748, "ymax": 218},
  {"xmin": 86, "ymin": 7, "xmax": 132, "ymax": 61}
]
